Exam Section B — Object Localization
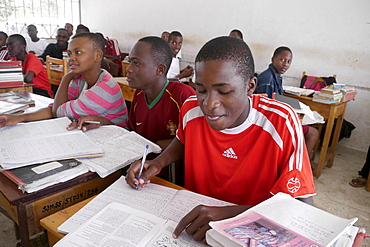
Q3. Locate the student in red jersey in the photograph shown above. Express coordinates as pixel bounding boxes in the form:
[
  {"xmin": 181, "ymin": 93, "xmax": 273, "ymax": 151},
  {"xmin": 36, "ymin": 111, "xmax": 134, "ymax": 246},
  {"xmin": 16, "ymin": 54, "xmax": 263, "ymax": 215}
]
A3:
[
  {"xmin": 6, "ymin": 34, "xmax": 52, "ymax": 97},
  {"xmin": 126, "ymin": 36, "xmax": 195, "ymax": 184},
  {"xmin": 126, "ymin": 36, "xmax": 316, "ymax": 244},
  {"xmin": 0, "ymin": 33, "xmax": 127, "ymax": 130}
]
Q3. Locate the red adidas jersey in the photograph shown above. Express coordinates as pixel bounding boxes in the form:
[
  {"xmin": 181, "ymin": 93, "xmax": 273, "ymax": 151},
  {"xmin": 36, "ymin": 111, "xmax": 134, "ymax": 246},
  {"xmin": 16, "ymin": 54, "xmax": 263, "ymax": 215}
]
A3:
[{"xmin": 176, "ymin": 95, "xmax": 316, "ymax": 205}]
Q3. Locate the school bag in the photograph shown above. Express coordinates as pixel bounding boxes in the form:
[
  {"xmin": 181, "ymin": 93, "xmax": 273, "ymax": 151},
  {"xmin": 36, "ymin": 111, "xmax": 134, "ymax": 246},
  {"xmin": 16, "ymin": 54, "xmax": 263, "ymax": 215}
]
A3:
[{"xmin": 300, "ymin": 75, "xmax": 337, "ymax": 91}]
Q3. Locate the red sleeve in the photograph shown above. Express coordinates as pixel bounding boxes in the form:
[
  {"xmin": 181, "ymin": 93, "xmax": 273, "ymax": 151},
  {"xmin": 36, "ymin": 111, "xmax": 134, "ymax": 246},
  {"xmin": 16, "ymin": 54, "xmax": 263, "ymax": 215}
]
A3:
[
  {"xmin": 24, "ymin": 53, "xmax": 44, "ymax": 76},
  {"xmin": 176, "ymin": 95, "xmax": 198, "ymax": 145},
  {"xmin": 270, "ymin": 107, "xmax": 316, "ymax": 198}
]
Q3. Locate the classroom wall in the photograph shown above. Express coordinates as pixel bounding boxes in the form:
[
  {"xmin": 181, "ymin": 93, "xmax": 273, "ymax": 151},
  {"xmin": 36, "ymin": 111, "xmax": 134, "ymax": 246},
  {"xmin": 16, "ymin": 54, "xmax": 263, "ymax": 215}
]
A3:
[{"xmin": 80, "ymin": 0, "xmax": 370, "ymax": 152}]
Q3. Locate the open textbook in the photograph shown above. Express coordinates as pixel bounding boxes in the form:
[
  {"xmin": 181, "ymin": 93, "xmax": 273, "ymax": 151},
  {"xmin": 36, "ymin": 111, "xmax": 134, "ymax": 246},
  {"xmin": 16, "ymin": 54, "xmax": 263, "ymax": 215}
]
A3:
[
  {"xmin": 55, "ymin": 202, "xmax": 206, "ymax": 247},
  {"xmin": 57, "ymin": 176, "xmax": 234, "ymax": 246},
  {"xmin": 0, "ymin": 117, "xmax": 103, "ymax": 169},
  {"xmin": 206, "ymin": 193, "xmax": 358, "ymax": 247}
]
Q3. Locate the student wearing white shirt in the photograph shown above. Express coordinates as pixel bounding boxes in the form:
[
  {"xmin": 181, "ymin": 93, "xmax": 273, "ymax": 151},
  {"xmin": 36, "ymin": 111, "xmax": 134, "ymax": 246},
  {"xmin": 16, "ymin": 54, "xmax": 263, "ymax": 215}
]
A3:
[
  {"xmin": 167, "ymin": 31, "xmax": 193, "ymax": 81},
  {"xmin": 25, "ymin": 24, "xmax": 48, "ymax": 57}
]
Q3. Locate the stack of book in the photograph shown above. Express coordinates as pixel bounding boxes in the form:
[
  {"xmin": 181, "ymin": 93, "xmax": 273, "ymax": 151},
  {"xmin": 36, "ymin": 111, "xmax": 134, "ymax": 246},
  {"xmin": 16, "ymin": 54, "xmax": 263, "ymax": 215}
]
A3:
[
  {"xmin": 0, "ymin": 61, "xmax": 24, "ymax": 88},
  {"xmin": 337, "ymin": 85, "xmax": 357, "ymax": 102},
  {"xmin": 312, "ymin": 86, "xmax": 343, "ymax": 104}
]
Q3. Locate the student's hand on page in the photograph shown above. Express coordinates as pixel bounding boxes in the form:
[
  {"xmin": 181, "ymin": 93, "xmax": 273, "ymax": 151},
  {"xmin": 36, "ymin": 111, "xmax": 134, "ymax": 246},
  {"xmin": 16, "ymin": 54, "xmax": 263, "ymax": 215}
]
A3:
[
  {"xmin": 0, "ymin": 114, "xmax": 23, "ymax": 128},
  {"xmin": 173, "ymin": 205, "xmax": 250, "ymax": 244},
  {"xmin": 125, "ymin": 159, "xmax": 162, "ymax": 190},
  {"xmin": 66, "ymin": 116, "xmax": 107, "ymax": 132}
]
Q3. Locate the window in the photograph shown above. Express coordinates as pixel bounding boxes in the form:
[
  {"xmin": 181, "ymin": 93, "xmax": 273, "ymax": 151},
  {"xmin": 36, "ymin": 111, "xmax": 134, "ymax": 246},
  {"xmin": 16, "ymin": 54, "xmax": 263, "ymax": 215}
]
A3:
[{"xmin": 0, "ymin": 0, "xmax": 80, "ymax": 39}]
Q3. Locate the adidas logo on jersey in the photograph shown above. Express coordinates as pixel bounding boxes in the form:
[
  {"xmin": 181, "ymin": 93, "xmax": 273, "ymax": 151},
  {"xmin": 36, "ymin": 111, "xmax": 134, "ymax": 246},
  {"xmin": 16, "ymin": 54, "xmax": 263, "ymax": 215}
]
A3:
[{"xmin": 222, "ymin": 148, "xmax": 238, "ymax": 159}]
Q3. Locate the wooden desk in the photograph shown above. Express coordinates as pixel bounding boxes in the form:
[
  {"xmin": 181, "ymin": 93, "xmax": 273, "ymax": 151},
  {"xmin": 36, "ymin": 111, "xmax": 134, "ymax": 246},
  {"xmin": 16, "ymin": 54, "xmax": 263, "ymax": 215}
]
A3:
[
  {"xmin": 0, "ymin": 84, "xmax": 34, "ymax": 93},
  {"xmin": 114, "ymin": 77, "xmax": 136, "ymax": 102},
  {"xmin": 40, "ymin": 176, "xmax": 184, "ymax": 246},
  {"xmin": 284, "ymin": 93, "xmax": 348, "ymax": 178},
  {"xmin": 0, "ymin": 171, "xmax": 121, "ymax": 247}
]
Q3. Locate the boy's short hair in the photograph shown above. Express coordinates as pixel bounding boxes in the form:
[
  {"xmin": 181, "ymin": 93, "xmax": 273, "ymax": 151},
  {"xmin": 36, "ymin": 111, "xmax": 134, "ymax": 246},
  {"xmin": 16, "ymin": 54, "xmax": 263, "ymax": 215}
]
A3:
[
  {"xmin": 0, "ymin": 31, "xmax": 8, "ymax": 39},
  {"xmin": 57, "ymin": 28, "xmax": 69, "ymax": 34},
  {"xmin": 273, "ymin": 46, "xmax": 292, "ymax": 57},
  {"xmin": 95, "ymin": 32, "xmax": 106, "ymax": 42},
  {"xmin": 168, "ymin": 31, "xmax": 182, "ymax": 41},
  {"xmin": 76, "ymin": 24, "xmax": 90, "ymax": 33},
  {"xmin": 72, "ymin": 32, "xmax": 105, "ymax": 53},
  {"xmin": 65, "ymin": 23, "xmax": 73, "ymax": 28},
  {"xmin": 9, "ymin": 34, "xmax": 26, "ymax": 46},
  {"xmin": 27, "ymin": 24, "xmax": 37, "ymax": 30},
  {"xmin": 230, "ymin": 29, "xmax": 243, "ymax": 40},
  {"xmin": 138, "ymin": 36, "xmax": 173, "ymax": 74},
  {"xmin": 195, "ymin": 36, "xmax": 255, "ymax": 83}
]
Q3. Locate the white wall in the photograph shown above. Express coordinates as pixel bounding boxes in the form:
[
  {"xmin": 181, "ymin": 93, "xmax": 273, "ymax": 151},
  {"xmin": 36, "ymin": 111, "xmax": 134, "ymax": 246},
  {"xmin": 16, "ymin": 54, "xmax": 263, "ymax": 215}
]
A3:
[{"xmin": 80, "ymin": 0, "xmax": 370, "ymax": 152}]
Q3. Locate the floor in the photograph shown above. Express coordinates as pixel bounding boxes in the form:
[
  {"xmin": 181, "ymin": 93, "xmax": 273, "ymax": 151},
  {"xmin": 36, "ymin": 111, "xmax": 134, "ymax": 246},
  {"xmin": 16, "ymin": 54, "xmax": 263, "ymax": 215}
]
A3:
[{"xmin": 0, "ymin": 144, "xmax": 369, "ymax": 247}]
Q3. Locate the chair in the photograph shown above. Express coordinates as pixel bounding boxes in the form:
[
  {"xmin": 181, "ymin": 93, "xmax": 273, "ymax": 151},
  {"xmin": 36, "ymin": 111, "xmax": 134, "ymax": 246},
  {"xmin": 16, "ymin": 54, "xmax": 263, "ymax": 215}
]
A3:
[
  {"xmin": 45, "ymin": 56, "xmax": 68, "ymax": 95},
  {"xmin": 121, "ymin": 60, "xmax": 129, "ymax": 77}
]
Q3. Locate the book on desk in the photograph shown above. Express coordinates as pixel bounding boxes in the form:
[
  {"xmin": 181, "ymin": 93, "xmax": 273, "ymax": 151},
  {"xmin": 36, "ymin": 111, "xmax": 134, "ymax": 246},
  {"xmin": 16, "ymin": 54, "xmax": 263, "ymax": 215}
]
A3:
[
  {"xmin": 0, "ymin": 117, "xmax": 161, "ymax": 192},
  {"xmin": 56, "ymin": 176, "xmax": 233, "ymax": 246},
  {"xmin": 1, "ymin": 159, "xmax": 89, "ymax": 193},
  {"xmin": 207, "ymin": 193, "xmax": 359, "ymax": 247},
  {"xmin": 0, "ymin": 91, "xmax": 35, "ymax": 105},
  {"xmin": 0, "ymin": 100, "xmax": 29, "ymax": 114},
  {"xmin": 0, "ymin": 60, "xmax": 24, "ymax": 88}
]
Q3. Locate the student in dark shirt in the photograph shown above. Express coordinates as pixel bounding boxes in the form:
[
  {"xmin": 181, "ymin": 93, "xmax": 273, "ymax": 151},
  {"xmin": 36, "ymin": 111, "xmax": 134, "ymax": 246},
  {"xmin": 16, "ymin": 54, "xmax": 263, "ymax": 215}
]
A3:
[{"xmin": 40, "ymin": 28, "xmax": 69, "ymax": 62}]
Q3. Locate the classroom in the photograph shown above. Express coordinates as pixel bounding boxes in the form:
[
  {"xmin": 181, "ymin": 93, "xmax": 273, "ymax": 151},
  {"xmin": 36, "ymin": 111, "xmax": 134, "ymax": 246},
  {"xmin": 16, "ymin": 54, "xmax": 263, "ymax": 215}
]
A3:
[{"xmin": 0, "ymin": 0, "xmax": 369, "ymax": 246}]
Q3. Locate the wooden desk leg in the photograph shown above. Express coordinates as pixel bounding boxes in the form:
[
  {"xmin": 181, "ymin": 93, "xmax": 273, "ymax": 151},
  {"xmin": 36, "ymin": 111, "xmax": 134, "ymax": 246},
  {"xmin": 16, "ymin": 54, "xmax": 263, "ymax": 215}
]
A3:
[
  {"xmin": 315, "ymin": 113, "xmax": 336, "ymax": 178},
  {"xmin": 327, "ymin": 108, "xmax": 346, "ymax": 168},
  {"xmin": 18, "ymin": 203, "xmax": 31, "ymax": 247}
]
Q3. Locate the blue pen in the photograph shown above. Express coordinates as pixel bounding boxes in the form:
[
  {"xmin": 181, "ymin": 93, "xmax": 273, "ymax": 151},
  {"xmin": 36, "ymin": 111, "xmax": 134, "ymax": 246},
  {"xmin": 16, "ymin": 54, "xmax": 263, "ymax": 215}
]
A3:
[{"xmin": 136, "ymin": 145, "xmax": 149, "ymax": 188}]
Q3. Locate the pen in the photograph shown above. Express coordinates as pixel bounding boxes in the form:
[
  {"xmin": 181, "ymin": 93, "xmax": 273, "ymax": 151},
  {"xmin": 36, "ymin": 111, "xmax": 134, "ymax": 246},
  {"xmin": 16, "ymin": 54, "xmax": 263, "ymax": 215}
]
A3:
[
  {"xmin": 136, "ymin": 145, "xmax": 149, "ymax": 188},
  {"xmin": 84, "ymin": 120, "xmax": 102, "ymax": 124}
]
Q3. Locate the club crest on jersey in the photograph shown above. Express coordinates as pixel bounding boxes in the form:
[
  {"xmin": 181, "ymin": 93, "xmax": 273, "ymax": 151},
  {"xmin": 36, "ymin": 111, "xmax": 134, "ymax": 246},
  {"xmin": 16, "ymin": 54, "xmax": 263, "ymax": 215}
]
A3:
[
  {"xmin": 286, "ymin": 178, "xmax": 301, "ymax": 193},
  {"xmin": 167, "ymin": 121, "xmax": 177, "ymax": 136},
  {"xmin": 222, "ymin": 148, "xmax": 238, "ymax": 159}
]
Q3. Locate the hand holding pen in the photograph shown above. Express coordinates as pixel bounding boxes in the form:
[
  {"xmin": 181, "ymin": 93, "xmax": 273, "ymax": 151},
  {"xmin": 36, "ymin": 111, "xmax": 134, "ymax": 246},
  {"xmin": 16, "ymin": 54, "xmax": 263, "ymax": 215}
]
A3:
[
  {"xmin": 136, "ymin": 145, "xmax": 149, "ymax": 189},
  {"xmin": 67, "ymin": 116, "xmax": 104, "ymax": 132}
]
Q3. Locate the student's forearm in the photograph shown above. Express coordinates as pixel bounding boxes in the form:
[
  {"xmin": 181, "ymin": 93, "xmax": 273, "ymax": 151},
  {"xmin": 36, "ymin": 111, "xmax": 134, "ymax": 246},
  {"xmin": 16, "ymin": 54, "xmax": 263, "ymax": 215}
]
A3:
[
  {"xmin": 23, "ymin": 71, "xmax": 35, "ymax": 83},
  {"xmin": 156, "ymin": 139, "xmax": 174, "ymax": 150},
  {"xmin": 153, "ymin": 137, "xmax": 184, "ymax": 170},
  {"xmin": 297, "ymin": 196, "xmax": 314, "ymax": 206},
  {"xmin": 18, "ymin": 107, "xmax": 53, "ymax": 122}
]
